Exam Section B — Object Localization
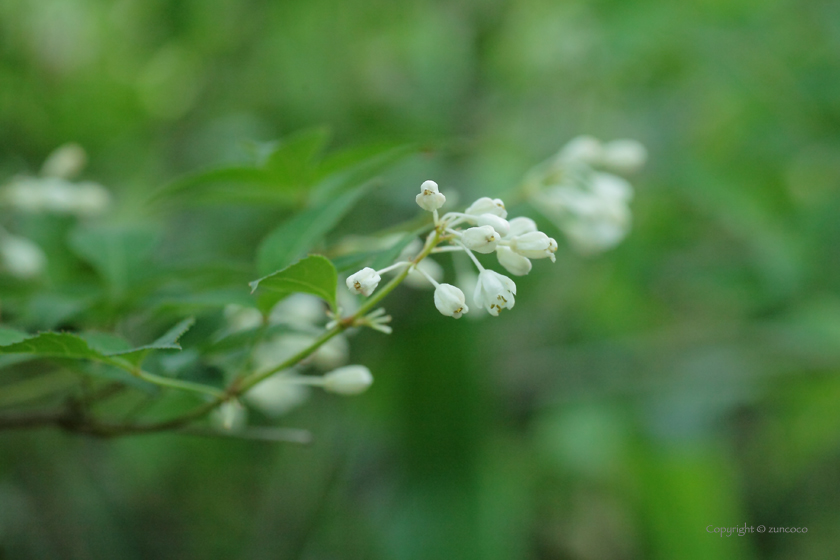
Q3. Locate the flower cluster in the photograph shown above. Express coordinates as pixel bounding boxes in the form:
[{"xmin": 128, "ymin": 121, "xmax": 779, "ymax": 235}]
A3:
[
  {"xmin": 345, "ymin": 180, "xmax": 558, "ymax": 319},
  {"xmin": 528, "ymin": 136, "xmax": 646, "ymax": 255},
  {"xmin": 0, "ymin": 144, "xmax": 112, "ymax": 279},
  {"xmin": 220, "ymin": 294, "xmax": 373, "ymax": 423}
]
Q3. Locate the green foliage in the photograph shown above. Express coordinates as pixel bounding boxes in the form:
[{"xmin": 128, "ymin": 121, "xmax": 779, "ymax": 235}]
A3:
[{"xmin": 249, "ymin": 255, "xmax": 338, "ymax": 314}]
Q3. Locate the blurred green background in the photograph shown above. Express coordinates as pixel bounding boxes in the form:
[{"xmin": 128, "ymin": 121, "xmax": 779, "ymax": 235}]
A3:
[{"xmin": 2, "ymin": 0, "xmax": 840, "ymax": 558}]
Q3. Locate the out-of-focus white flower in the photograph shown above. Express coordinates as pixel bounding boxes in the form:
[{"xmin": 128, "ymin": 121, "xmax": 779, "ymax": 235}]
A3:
[
  {"xmin": 415, "ymin": 180, "xmax": 446, "ymax": 212},
  {"xmin": 506, "ymin": 216, "xmax": 538, "ymax": 238},
  {"xmin": 535, "ymin": 185, "xmax": 631, "ymax": 254},
  {"xmin": 474, "ymin": 213, "xmax": 510, "ymax": 237},
  {"xmin": 224, "ymin": 304, "xmax": 263, "ymax": 332},
  {"xmin": 591, "ymin": 172, "xmax": 633, "ymax": 202},
  {"xmin": 244, "ymin": 373, "xmax": 311, "ymax": 417},
  {"xmin": 253, "ymin": 334, "xmax": 315, "ymax": 372},
  {"xmin": 346, "ymin": 267, "xmax": 381, "ymax": 296},
  {"xmin": 269, "ymin": 293, "xmax": 325, "ymax": 327},
  {"xmin": 211, "ymin": 399, "xmax": 248, "ymax": 431},
  {"xmin": 322, "ymin": 365, "xmax": 373, "ymax": 395},
  {"xmin": 434, "ymin": 283, "xmax": 468, "ymax": 318},
  {"xmin": 495, "ymin": 245, "xmax": 532, "ymax": 276},
  {"xmin": 461, "ymin": 225, "xmax": 499, "ymax": 254},
  {"xmin": 465, "ymin": 197, "xmax": 507, "ymax": 218},
  {"xmin": 557, "ymin": 135, "xmax": 604, "ymax": 166},
  {"xmin": 1, "ymin": 177, "xmax": 110, "ymax": 216},
  {"xmin": 0, "ymin": 233, "xmax": 47, "ymax": 279},
  {"xmin": 601, "ymin": 139, "xmax": 647, "ymax": 174},
  {"xmin": 311, "ymin": 334, "xmax": 350, "ymax": 371},
  {"xmin": 509, "ymin": 231, "xmax": 558, "ymax": 262},
  {"xmin": 405, "ymin": 257, "xmax": 443, "ymax": 290},
  {"xmin": 41, "ymin": 143, "xmax": 87, "ymax": 179},
  {"xmin": 473, "ymin": 269, "xmax": 516, "ymax": 316}
]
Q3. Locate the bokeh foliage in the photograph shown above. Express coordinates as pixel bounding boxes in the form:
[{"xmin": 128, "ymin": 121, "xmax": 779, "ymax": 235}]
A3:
[{"xmin": 2, "ymin": 0, "xmax": 840, "ymax": 559}]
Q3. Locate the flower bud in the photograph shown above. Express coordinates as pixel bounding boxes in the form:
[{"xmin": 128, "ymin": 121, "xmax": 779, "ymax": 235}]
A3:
[
  {"xmin": 0, "ymin": 234, "xmax": 47, "ymax": 279},
  {"xmin": 495, "ymin": 246, "xmax": 532, "ymax": 276},
  {"xmin": 460, "ymin": 225, "xmax": 499, "ymax": 254},
  {"xmin": 311, "ymin": 334, "xmax": 349, "ymax": 371},
  {"xmin": 558, "ymin": 135, "xmax": 603, "ymax": 165},
  {"xmin": 510, "ymin": 231, "xmax": 558, "ymax": 262},
  {"xmin": 41, "ymin": 143, "xmax": 87, "ymax": 179},
  {"xmin": 506, "ymin": 216, "xmax": 538, "ymax": 238},
  {"xmin": 405, "ymin": 258, "xmax": 443, "ymax": 289},
  {"xmin": 465, "ymin": 197, "xmax": 507, "ymax": 218},
  {"xmin": 601, "ymin": 140, "xmax": 647, "ymax": 174},
  {"xmin": 346, "ymin": 267, "xmax": 381, "ymax": 296},
  {"xmin": 433, "ymin": 283, "xmax": 468, "ymax": 318},
  {"xmin": 322, "ymin": 365, "xmax": 373, "ymax": 395},
  {"xmin": 244, "ymin": 373, "xmax": 310, "ymax": 417},
  {"xmin": 474, "ymin": 214, "xmax": 510, "ymax": 237},
  {"xmin": 473, "ymin": 269, "xmax": 516, "ymax": 316},
  {"xmin": 212, "ymin": 399, "xmax": 247, "ymax": 431},
  {"xmin": 415, "ymin": 180, "xmax": 446, "ymax": 212}
]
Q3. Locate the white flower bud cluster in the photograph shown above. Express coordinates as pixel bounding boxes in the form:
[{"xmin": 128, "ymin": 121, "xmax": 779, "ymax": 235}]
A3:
[
  {"xmin": 343, "ymin": 181, "xmax": 558, "ymax": 320},
  {"xmin": 0, "ymin": 229, "xmax": 47, "ymax": 279},
  {"xmin": 532, "ymin": 136, "xmax": 646, "ymax": 254},
  {"xmin": 0, "ymin": 144, "xmax": 111, "ymax": 217}
]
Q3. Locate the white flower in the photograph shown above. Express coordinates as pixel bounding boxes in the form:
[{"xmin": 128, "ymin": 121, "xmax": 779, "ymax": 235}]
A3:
[
  {"xmin": 415, "ymin": 180, "xmax": 446, "ymax": 212},
  {"xmin": 346, "ymin": 267, "xmax": 381, "ymax": 296},
  {"xmin": 474, "ymin": 213, "xmax": 510, "ymax": 237},
  {"xmin": 465, "ymin": 197, "xmax": 507, "ymax": 218},
  {"xmin": 224, "ymin": 304, "xmax": 263, "ymax": 332},
  {"xmin": 558, "ymin": 135, "xmax": 603, "ymax": 165},
  {"xmin": 253, "ymin": 334, "xmax": 315, "ymax": 372},
  {"xmin": 591, "ymin": 172, "xmax": 633, "ymax": 202},
  {"xmin": 68, "ymin": 182, "xmax": 111, "ymax": 216},
  {"xmin": 433, "ymin": 283, "xmax": 468, "ymax": 318},
  {"xmin": 510, "ymin": 231, "xmax": 558, "ymax": 262},
  {"xmin": 473, "ymin": 269, "xmax": 516, "ymax": 316},
  {"xmin": 41, "ymin": 143, "xmax": 87, "ymax": 179},
  {"xmin": 269, "ymin": 293, "xmax": 325, "ymax": 327},
  {"xmin": 244, "ymin": 373, "xmax": 310, "ymax": 417},
  {"xmin": 311, "ymin": 334, "xmax": 349, "ymax": 371},
  {"xmin": 601, "ymin": 140, "xmax": 647, "ymax": 174},
  {"xmin": 460, "ymin": 225, "xmax": 499, "ymax": 254},
  {"xmin": 506, "ymin": 216, "xmax": 538, "ymax": 238},
  {"xmin": 405, "ymin": 258, "xmax": 443, "ymax": 289},
  {"xmin": 322, "ymin": 365, "xmax": 373, "ymax": 395},
  {"xmin": 1, "ymin": 177, "xmax": 110, "ymax": 216},
  {"xmin": 495, "ymin": 246, "xmax": 532, "ymax": 276},
  {"xmin": 535, "ymin": 185, "xmax": 631, "ymax": 254},
  {"xmin": 211, "ymin": 399, "xmax": 247, "ymax": 431},
  {"xmin": 0, "ymin": 234, "xmax": 47, "ymax": 279}
]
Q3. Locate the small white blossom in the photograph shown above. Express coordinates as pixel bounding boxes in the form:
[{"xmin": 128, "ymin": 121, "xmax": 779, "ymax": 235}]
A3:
[
  {"xmin": 506, "ymin": 216, "xmax": 538, "ymax": 238},
  {"xmin": 0, "ymin": 233, "xmax": 47, "ymax": 279},
  {"xmin": 465, "ymin": 197, "xmax": 507, "ymax": 218},
  {"xmin": 269, "ymin": 293, "xmax": 325, "ymax": 327},
  {"xmin": 460, "ymin": 225, "xmax": 499, "ymax": 254},
  {"xmin": 601, "ymin": 139, "xmax": 647, "ymax": 174},
  {"xmin": 474, "ymin": 213, "xmax": 510, "ymax": 237},
  {"xmin": 346, "ymin": 267, "xmax": 381, "ymax": 296},
  {"xmin": 224, "ymin": 304, "xmax": 263, "ymax": 332},
  {"xmin": 495, "ymin": 246, "xmax": 532, "ymax": 276},
  {"xmin": 415, "ymin": 180, "xmax": 446, "ymax": 212},
  {"xmin": 212, "ymin": 399, "xmax": 248, "ymax": 431},
  {"xmin": 41, "ymin": 143, "xmax": 87, "ymax": 179},
  {"xmin": 1, "ymin": 177, "xmax": 110, "ymax": 216},
  {"xmin": 311, "ymin": 334, "xmax": 349, "ymax": 371},
  {"xmin": 473, "ymin": 269, "xmax": 516, "ymax": 316},
  {"xmin": 433, "ymin": 283, "xmax": 468, "ymax": 318},
  {"xmin": 244, "ymin": 373, "xmax": 311, "ymax": 417},
  {"xmin": 510, "ymin": 231, "xmax": 558, "ymax": 262},
  {"xmin": 591, "ymin": 172, "xmax": 633, "ymax": 202},
  {"xmin": 322, "ymin": 365, "xmax": 373, "ymax": 395},
  {"xmin": 558, "ymin": 135, "xmax": 603, "ymax": 165},
  {"xmin": 405, "ymin": 257, "xmax": 444, "ymax": 289}
]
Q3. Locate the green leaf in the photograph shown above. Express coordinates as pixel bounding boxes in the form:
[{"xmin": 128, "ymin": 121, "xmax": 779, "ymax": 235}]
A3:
[
  {"xmin": 152, "ymin": 166, "xmax": 275, "ymax": 202},
  {"xmin": 249, "ymin": 255, "xmax": 337, "ymax": 314},
  {"xmin": 0, "ymin": 318, "xmax": 195, "ymax": 368},
  {"xmin": 264, "ymin": 127, "xmax": 330, "ymax": 185},
  {"xmin": 371, "ymin": 229, "xmax": 424, "ymax": 270},
  {"xmin": 256, "ymin": 184, "xmax": 373, "ymax": 275},
  {"xmin": 69, "ymin": 225, "xmax": 161, "ymax": 296}
]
